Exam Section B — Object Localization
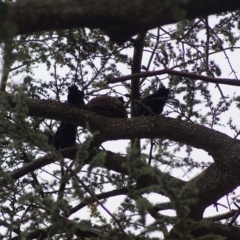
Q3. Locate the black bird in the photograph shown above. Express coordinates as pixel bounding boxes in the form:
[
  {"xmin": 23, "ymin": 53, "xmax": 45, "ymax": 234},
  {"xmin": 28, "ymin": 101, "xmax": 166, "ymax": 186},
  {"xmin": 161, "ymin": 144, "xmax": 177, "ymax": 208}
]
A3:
[
  {"xmin": 117, "ymin": 96, "xmax": 125, "ymax": 104},
  {"xmin": 52, "ymin": 85, "xmax": 85, "ymax": 150},
  {"xmin": 87, "ymin": 96, "xmax": 128, "ymax": 118},
  {"xmin": 133, "ymin": 86, "xmax": 178, "ymax": 116},
  {"xmin": 52, "ymin": 123, "xmax": 77, "ymax": 150},
  {"xmin": 68, "ymin": 85, "xmax": 85, "ymax": 106}
]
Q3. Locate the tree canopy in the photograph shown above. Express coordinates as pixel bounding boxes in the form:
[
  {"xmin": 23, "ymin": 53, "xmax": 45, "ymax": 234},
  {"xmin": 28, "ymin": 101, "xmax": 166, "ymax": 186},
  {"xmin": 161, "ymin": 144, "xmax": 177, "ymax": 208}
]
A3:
[{"xmin": 1, "ymin": 0, "xmax": 240, "ymax": 239}]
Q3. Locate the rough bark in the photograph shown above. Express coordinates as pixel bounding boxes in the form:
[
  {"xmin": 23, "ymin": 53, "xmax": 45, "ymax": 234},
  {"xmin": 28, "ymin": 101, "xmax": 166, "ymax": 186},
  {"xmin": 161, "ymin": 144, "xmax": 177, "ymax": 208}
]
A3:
[
  {"xmin": 1, "ymin": 0, "xmax": 240, "ymax": 43},
  {"xmin": 3, "ymin": 92, "xmax": 239, "ymax": 169}
]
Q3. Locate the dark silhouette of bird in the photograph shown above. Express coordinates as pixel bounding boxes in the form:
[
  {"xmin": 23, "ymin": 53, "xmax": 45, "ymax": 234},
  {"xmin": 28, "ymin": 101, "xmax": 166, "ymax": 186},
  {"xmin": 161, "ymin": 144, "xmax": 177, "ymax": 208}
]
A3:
[
  {"xmin": 117, "ymin": 96, "xmax": 125, "ymax": 104},
  {"xmin": 133, "ymin": 86, "xmax": 178, "ymax": 116},
  {"xmin": 52, "ymin": 123, "xmax": 77, "ymax": 150},
  {"xmin": 52, "ymin": 85, "xmax": 85, "ymax": 150},
  {"xmin": 68, "ymin": 85, "xmax": 85, "ymax": 106},
  {"xmin": 87, "ymin": 96, "xmax": 128, "ymax": 118}
]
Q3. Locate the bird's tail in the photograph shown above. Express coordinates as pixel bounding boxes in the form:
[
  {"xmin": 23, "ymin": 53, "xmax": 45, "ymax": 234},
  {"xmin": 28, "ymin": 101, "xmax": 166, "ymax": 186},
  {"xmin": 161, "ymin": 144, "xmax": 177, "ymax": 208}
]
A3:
[{"xmin": 166, "ymin": 98, "xmax": 179, "ymax": 104}]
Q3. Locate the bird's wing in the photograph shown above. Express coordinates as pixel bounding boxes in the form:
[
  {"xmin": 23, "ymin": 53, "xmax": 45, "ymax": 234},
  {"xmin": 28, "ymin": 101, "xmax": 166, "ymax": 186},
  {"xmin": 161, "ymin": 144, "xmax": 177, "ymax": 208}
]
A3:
[{"xmin": 52, "ymin": 123, "xmax": 66, "ymax": 150}]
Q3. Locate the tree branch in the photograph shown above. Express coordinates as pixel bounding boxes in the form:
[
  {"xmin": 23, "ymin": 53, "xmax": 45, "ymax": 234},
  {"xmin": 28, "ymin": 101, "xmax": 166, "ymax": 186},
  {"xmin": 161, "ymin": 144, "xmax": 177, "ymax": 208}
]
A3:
[
  {"xmin": 204, "ymin": 210, "xmax": 238, "ymax": 222},
  {"xmin": 107, "ymin": 68, "xmax": 240, "ymax": 87},
  {"xmin": 1, "ymin": 0, "xmax": 240, "ymax": 44},
  {"xmin": 69, "ymin": 188, "xmax": 129, "ymax": 216},
  {"xmin": 2, "ymin": 92, "xmax": 240, "ymax": 173},
  {"xmin": 8, "ymin": 147, "xmax": 184, "ymax": 193}
]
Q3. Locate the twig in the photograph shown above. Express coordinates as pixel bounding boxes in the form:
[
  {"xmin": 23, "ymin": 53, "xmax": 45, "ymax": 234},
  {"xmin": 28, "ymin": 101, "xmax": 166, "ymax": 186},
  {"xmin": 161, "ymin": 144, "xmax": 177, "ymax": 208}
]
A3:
[
  {"xmin": 64, "ymin": 163, "xmax": 133, "ymax": 240},
  {"xmin": 228, "ymin": 202, "xmax": 240, "ymax": 227},
  {"xmin": 69, "ymin": 187, "xmax": 128, "ymax": 216}
]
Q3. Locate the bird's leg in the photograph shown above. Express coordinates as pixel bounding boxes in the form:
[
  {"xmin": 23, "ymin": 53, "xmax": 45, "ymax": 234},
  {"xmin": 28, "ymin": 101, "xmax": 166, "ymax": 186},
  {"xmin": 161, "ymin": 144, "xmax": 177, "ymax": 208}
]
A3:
[{"xmin": 148, "ymin": 138, "xmax": 154, "ymax": 165}]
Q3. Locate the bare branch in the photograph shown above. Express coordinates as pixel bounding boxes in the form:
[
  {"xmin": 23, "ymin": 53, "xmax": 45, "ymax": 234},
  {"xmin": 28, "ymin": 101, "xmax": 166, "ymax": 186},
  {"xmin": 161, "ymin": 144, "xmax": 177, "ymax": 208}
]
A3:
[
  {"xmin": 204, "ymin": 210, "xmax": 237, "ymax": 222},
  {"xmin": 107, "ymin": 68, "xmax": 240, "ymax": 87}
]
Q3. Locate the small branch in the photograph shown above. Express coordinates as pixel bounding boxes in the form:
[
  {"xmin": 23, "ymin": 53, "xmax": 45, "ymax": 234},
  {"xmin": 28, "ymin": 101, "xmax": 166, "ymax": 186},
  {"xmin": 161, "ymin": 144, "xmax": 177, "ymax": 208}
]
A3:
[
  {"xmin": 65, "ymin": 164, "xmax": 133, "ymax": 240},
  {"xmin": 131, "ymin": 195, "xmax": 171, "ymax": 238},
  {"xmin": 228, "ymin": 202, "xmax": 240, "ymax": 227},
  {"xmin": 69, "ymin": 187, "xmax": 128, "ymax": 216},
  {"xmin": 21, "ymin": 151, "xmax": 45, "ymax": 198},
  {"xmin": 6, "ymin": 147, "xmax": 130, "ymax": 183},
  {"xmin": 204, "ymin": 209, "xmax": 237, "ymax": 222},
  {"xmin": 204, "ymin": 17, "xmax": 210, "ymax": 69}
]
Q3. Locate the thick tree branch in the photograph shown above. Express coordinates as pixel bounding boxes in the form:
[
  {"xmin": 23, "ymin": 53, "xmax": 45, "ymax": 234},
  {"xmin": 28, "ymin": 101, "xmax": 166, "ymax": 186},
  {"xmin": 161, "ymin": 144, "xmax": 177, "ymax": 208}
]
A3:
[
  {"xmin": 194, "ymin": 222, "xmax": 240, "ymax": 240},
  {"xmin": 2, "ymin": 92, "xmax": 240, "ymax": 173},
  {"xmin": 9, "ymin": 147, "xmax": 126, "ymax": 181},
  {"xmin": 169, "ymin": 222, "xmax": 240, "ymax": 240},
  {"xmin": 187, "ymin": 163, "xmax": 240, "ymax": 219},
  {"xmin": 1, "ymin": 0, "xmax": 240, "ymax": 44}
]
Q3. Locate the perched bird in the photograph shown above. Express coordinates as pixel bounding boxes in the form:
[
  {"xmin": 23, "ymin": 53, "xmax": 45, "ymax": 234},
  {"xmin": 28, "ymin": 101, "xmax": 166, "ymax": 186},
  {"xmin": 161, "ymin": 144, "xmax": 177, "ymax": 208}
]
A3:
[
  {"xmin": 52, "ymin": 123, "xmax": 77, "ymax": 150},
  {"xmin": 87, "ymin": 96, "xmax": 128, "ymax": 118},
  {"xmin": 67, "ymin": 85, "xmax": 85, "ymax": 106},
  {"xmin": 52, "ymin": 85, "xmax": 85, "ymax": 150},
  {"xmin": 133, "ymin": 86, "xmax": 178, "ymax": 116}
]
